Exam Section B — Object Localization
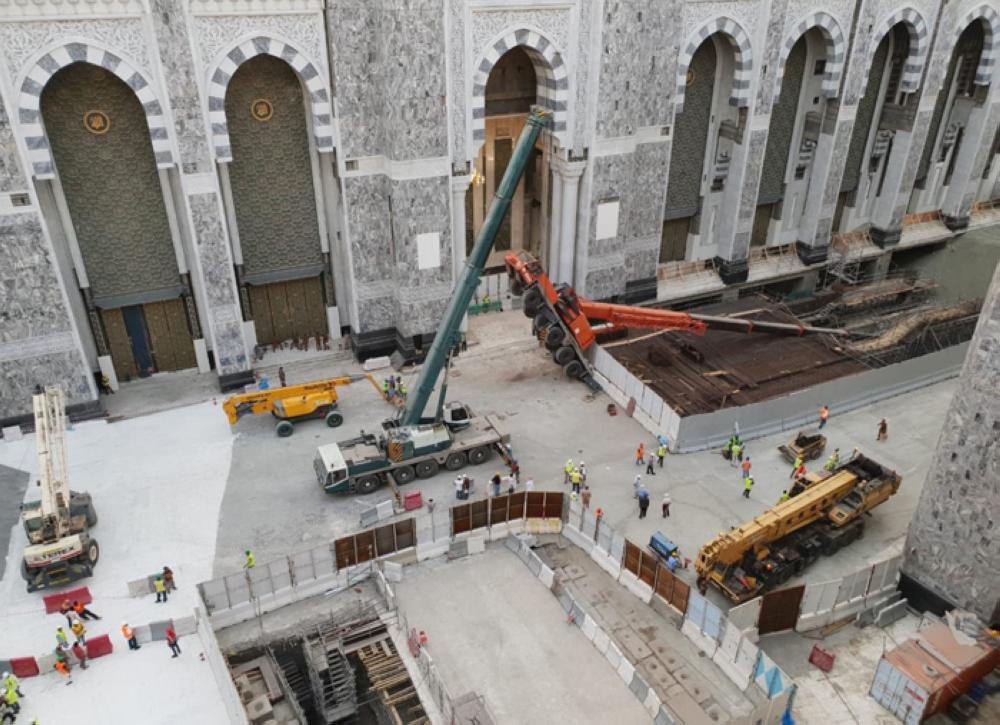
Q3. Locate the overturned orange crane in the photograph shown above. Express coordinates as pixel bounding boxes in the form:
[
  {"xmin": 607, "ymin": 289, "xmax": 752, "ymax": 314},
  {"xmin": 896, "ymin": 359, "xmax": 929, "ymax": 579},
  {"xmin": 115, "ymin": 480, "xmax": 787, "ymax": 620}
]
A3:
[{"xmin": 504, "ymin": 251, "xmax": 849, "ymax": 387}]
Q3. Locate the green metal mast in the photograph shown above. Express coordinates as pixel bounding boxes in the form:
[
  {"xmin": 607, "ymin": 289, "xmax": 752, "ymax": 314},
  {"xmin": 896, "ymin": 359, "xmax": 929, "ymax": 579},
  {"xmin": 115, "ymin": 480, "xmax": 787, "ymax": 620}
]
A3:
[{"xmin": 401, "ymin": 107, "xmax": 552, "ymax": 426}]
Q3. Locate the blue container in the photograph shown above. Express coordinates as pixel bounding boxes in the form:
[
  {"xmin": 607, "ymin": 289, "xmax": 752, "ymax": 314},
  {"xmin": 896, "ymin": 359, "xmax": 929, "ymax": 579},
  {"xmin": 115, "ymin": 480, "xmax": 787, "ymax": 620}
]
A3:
[{"xmin": 649, "ymin": 532, "xmax": 678, "ymax": 561}]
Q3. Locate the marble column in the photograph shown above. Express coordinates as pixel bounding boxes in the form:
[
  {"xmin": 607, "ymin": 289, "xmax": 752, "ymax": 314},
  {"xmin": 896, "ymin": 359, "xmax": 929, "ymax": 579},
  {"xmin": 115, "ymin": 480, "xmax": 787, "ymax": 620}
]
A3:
[
  {"xmin": 150, "ymin": 0, "xmax": 251, "ymax": 388},
  {"xmin": 557, "ymin": 161, "xmax": 585, "ymax": 286},
  {"xmin": 548, "ymin": 169, "xmax": 564, "ymax": 281}
]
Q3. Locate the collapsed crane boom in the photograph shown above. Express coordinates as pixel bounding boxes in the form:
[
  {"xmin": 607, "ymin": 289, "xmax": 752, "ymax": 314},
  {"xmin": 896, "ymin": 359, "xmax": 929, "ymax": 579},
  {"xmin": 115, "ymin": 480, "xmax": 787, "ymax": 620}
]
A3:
[{"xmin": 402, "ymin": 108, "xmax": 552, "ymax": 426}]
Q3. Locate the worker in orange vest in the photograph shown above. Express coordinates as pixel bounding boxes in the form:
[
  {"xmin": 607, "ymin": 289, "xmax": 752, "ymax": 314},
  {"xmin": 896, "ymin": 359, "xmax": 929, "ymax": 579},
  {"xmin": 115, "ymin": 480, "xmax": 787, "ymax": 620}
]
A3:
[
  {"xmin": 635, "ymin": 443, "xmax": 645, "ymax": 466},
  {"xmin": 54, "ymin": 659, "xmax": 73, "ymax": 685},
  {"xmin": 121, "ymin": 622, "xmax": 140, "ymax": 651},
  {"xmin": 819, "ymin": 405, "xmax": 829, "ymax": 429}
]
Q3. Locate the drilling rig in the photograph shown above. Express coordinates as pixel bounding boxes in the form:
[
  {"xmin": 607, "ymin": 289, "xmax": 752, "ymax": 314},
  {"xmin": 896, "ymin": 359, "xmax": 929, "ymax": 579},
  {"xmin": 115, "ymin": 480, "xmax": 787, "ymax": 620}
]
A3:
[{"xmin": 20, "ymin": 385, "xmax": 100, "ymax": 592}]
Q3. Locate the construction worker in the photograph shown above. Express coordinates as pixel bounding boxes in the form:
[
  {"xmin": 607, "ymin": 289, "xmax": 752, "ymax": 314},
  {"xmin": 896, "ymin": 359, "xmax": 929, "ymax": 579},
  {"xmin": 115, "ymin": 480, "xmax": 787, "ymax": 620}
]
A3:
[
  {"xmin": 819, "ymin": 405, "xmax": 829, "ymax": 429},
  {"xmin": 877, "ymin": 418, "xmax": 888, "ymax": 441},
  {"xmin": 55, "ymin": 627, "xmax": 68, "ymax": 648},
  {"xmin": 667, "ymin": 552, "xmax": 680, "ymax": 573},
  {"xmin": 278, "ymin": 366, "xmax": 286, "ymax": 387},
  {"xmin": 637, "ymin": 487, "xmax": 650, "ymax": 518},
  {"xmin": 454, "ymin": 476, "xmax": 464, "ymax": 500},
  {"xmin": 491, "ymin": 472, "xmax": 502, "ymax": 497},
  {"xmin": 525, "ymin": 477, "xmax": 534, "ymax": 492},
  {"xmin": 2, "ymin": 673, "xmax": 22, "ymax": 699},
  {"xmin": 791, "ymin": 453, "xmax": 803, "ymax": 473},
  {"xmin": 824, "ymin": 448, "xmax": 840, "ymax": 472},
  {"xmin": 122, "ymin": 622, "xmax": 140, "ymax": 651},
  {"xmin": 154, "ymin": 575, "xmax": 168, "ymax": 603},
  {"xmin": 399, "ymin": 381, "xmax": 408, "ymax": 400},
  {"xmin": 244, "ymin": 550, "xmax": 256, "ymax": 569},
  {"xmin": 564, "ymin": 459, "xmax": 574, "ymax": 484},
  {"xmin": 54, "ymin": 659, "xmax": 72, "ymax": 685},
  {"xmin": 741, "ymin": 456, "xmax": 752, "ymax": 482},
  {"xmin": 635, "ymin": 442, "xmax": 645, "ymax": 466},
  {"xmin": 578, "ymin": 461, "xmax": 587, "ymax": 482},
  {"xmin": 742, "ymin": 476, "xmax": 754, "ymax": 499},
  {"xmin": 381, "ymin": 379, "xmax": 389, "ymax": 399},
  {"xmin": 162, "ymin": 566, "xmax": 176, "ymax": 591},
  {"xmin": 570, "ymin": 467, "xmax": 582, "ymax": 494},
  {"xmin": 166, "ymin": 625, "xmax": 181, "ymax": 657},
  {"xmin": 70, "ymin": 620, "xmax": 86, "ymax": 646},
  {"xmin": 656, "ymin": 443, "xmax": 667, "ymax": 467},
  {"xmin": 633, "ymin": 474, "xmax": 642, "ymax": 498},
  {"xmin": 70, "ymin": 641, "xmax": 89, "ymax": 670},
  {"xmin": 730, "ymin": 439, "xmax": 743, "ymax": 467},
  {"xmin": 72, "ymin": 599, "xmax": 100, "ymax": 620},
  {"xmin": 662, "ymin": 492, "xmax": 671, "ymax": 518},
  {"xmin": 645, "ymin": 453, "xmax": 657, "ymax": 475},
  {"xmin": 581, "ymin": 485, "xmax": 591, "ymax": 509},
  {"xmin": 779, "ymin": 490, "xmax": 790, "ymax": 503},
  {"xmin": 59, "ymin": 599, "xmax": 75, "ymax": 626},
  {"xmin": 3, "ymin": 688, "xmax": 18, "ymax": 717}
]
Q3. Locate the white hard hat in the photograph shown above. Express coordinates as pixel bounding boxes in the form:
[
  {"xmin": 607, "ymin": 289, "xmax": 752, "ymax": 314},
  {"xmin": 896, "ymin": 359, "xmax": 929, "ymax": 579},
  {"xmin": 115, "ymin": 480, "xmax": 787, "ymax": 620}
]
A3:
[{"xmin": 2, "ymin": 671, "xmax": 8, "ymax": 678}]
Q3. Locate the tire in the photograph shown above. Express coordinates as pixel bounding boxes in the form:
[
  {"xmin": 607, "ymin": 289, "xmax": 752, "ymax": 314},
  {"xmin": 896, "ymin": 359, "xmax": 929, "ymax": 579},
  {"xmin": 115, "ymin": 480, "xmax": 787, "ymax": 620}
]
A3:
[
  {"xmin": 393, "ymin": 465, "xmax": 416, "ymax": 485},
  {"xmin": 445, "ymin": 451, "xmax": 467, "ymax": 471},
  {"xmin": 356, "ymin": 475, "xmax": 381, "ymax": 494},
  {"xmin": 511, "ymin": 279, "xmax": 525, "ymax": 296},
  {"xmin": 544, "ymin": 326, "xmax": 566, "ymax": 350},
  {"xmin": 468, "ymin": 446, "xmax": 490, "ymax": 465},
  {"xmin": 553, "ymin": 345, "xmax": 575, "ymax": 366},
  {"xmin": 523, "ymin": 287, "xmax": 544, "ymax": 317},
  {"xmin": 20, "ymin": 558, "xmax": 30, "ymax": 582},
  {"xmin": 85, "ymin": 538, "xmax": 100, "ymax": 567},
  {"xmin": 415, "ymin": 459, "xmax": 439, "ymax": 479},
  {"xmin": 275, "ymin": 420, "xmax": 294, "ymax": 437},
  {"xmin": 564, "ymin": 360, "xmax": 585, "ymax": 378},
  {"xmin": 85, "ymin": 504, "xmax": 98, "ymax": 528},
  {"xmin": 325, "ymin": 411, "xmax": 344, "ymax": 428}
]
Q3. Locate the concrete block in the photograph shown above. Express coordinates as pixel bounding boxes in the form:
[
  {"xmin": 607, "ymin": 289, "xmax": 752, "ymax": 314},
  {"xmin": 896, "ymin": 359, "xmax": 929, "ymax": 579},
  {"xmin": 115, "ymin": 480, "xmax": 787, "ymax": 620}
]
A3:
[
  {"xmin": 681, "ymin": 618, "xmax": 718, "ymax": 658},
  {"xmin": 488, "ymin": 522, "xmax": 509, "ymax": 540},
  {"xmin": 133, "ymin": 624, "xmax": 152, "ymax": 644},
  {"xmin": 383, "ymin": 561, "xmax": 403, "ymax": 582},
  {"xmin": 507, "ymin": 519, "xmax": 525, "ymax": 535},
  {"xmin": 660, "ymin": 689, "xmax": 709, "ymax": 724},
  {"xmin": 417, "ymin": 539, "xmax": 449, "ymax": 562},
  {"xmin": 174, "ymin": 616, "xmax": 197, "ymax": 636},
  {"xmin": 655, "ymin": 705, "xmax": 677, "ymax": 725},
  {"xmin": 562, "ymin": 524, "xmax": 593, "ymax": 553},
  {"xmin": 617, "ymin": 657, "xmax": 636, "ymax": 684},
  {"xmin": 629, "ymin": 671, "xmax": 649, "ymax": 702},
  {"xmin": 0, "ymin": 660, "xmax": 9, "ymax": 677},
  {"xmin": 538, "ymin": 564, "xmax": 555, "ymax": 589},
  {"xmin": 375, "ymin": 500, "xmax": 394, "ymax": 521},
  {"xmin": 36, "ymin": 654, "xmax": 57, "ymax": 673},
  {"xmin": 605, "ymin": 642, "xmax": 623, "ymax": 670},
  {"xmin": 591, "ymin": 548, "xmax": 622, "ymax": 578},
  {"xmin": 2, "ymin": 425, "xmax": 23, "ymax": 441},
  {"xmin": 467, "ymin": 536, "xmax": 486, "ymax": 555},
  {"xmin": 363, "ymin": 355, "xmax": 391, "ymax": 371},
  {"xmin": 874, "ymin": 599, "xmax": 909, "ymax": 628},
  {"xmin": 148, "ymin": 619, "xmax": 171, "ymax": 641},
  {"xmin": 621, "ymin": 573, "xmax": 654, "ymax": 604},
  {"xmin": 592, "ymin": 628, "xmax": 611, "ymax": 654},
  {"xmin": 637, "ymin": 656, "xmax": 678, "ymax": 693},
  {"xmin": 127, "ymin": 578, "xmax": 153, "ymax": 597},
  {"xmin": 581, "ymin": 614, "xmax": 598, "ymax": 641},
  {"xmin": 643, "ymin": 686, "xmax": 662, "ymax": 718}
]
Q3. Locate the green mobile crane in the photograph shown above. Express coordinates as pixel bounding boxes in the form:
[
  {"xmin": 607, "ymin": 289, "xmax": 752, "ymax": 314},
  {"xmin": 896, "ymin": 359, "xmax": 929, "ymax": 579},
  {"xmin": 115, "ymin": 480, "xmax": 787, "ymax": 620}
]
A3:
[{"xmin": 315, "ymin": 108, "xmax": 551, "ymax": 494}]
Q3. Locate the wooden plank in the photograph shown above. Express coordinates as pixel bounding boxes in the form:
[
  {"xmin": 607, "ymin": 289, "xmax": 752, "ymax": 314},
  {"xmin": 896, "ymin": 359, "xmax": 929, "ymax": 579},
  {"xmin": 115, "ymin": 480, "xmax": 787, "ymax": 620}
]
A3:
[
  {"xmin": 249, "ymin": 285, "xmax": 273, "ymax": 345},
  {"xmin": 304, "ymin": 275, "xmax": 328, "ymax": 338},
  {"xmin": 143, "ymin": 301, "xmax": 172, "ymax": 372},
  {"xmin": 164, "ymin": 298, "xmax": 196, "ymax": 370},
  {"xmin": 268, "ymin": 283, "xmax": 293, "ymax": 343}
]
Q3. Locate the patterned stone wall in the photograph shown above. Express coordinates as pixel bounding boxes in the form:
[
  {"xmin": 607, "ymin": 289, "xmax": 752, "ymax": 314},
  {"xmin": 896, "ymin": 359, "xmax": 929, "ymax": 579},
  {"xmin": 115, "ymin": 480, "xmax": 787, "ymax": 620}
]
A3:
[
  {"xmin": 225, "ymin": 54, "xmax": 322, "ymax": 279},
  {"xmin": 665, "ymin": 39, "xmax": 716, "ymax": 219},
  {"xmin": 41, "ymin": 63, "xmax": 180, "ymax": 303},
  {"xmin": 757, "ymin": 37, "xmax": 806, "ymax": 204},
  {"xmin": 903, "ymin": 260, "xmax": 1000, "ymax": 624}
]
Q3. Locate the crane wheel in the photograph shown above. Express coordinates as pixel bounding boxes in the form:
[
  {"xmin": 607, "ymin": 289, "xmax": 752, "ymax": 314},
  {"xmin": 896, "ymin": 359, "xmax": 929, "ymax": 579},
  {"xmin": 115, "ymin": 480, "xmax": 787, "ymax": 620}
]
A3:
[
  {"xmin": 445, "ymin": 452, "xmax": 467, "ymax": 471},
  {"xmin": 416, "ymin": 459, "xmax": 439, "ymax": 478},
  {"xmin": 523, "ymin": 287, "xmax": 543, "ymax": 317},
  {"xmin": 553, "ymin": 345, "xmax": 575, "ymax": 366},
  {"xmin": 532, "ymin": 310, "xmax": 555, "ymax": 335},
  {"xmin": 356, "ymin": 475, "xmax": 381, "ymax": 494},
  {"xmin": 394, "ymin": 465, "xmax": 416, "ymax": 485},
  {"xmin": 325, "ymin": 411, "xmax": 344, "ymax": 428},
  {"xmin": 85, "ymin": 539, "xmax": 100, "ymax": 567},
  {"xmin": 544, "ymin": 326, "xmax": 566, "ymax": 350},
  {"xmin": 85, "ymin": 504, "xmax": 98, "ymax": 528},
  {"xmin": 469, "ymin": 446, "xmax": 490, "ymax": 465},
  {"xmin": 20, "ymin": 559, "xmax": 30, "ymax": 582},
  {"xmin": 275, "ymin": 420, "xmax": 295, "ymax": 437},
  {"xmin": 511, "ymin": 279, "xmax": 525, "ymax": 296},
  {"xmin": 564, "ymin": 360, "xmax": 585, "ymax": 378}
]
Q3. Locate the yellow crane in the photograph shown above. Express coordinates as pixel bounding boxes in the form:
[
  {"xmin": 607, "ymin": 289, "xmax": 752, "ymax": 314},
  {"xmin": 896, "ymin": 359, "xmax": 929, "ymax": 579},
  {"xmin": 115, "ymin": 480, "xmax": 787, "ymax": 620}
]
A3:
[
  {"xmin": 222, "ymin": 374, "xmax": 377, "ymax": 437},
  {"xmin": 695, "ymin": 453, "xmax": 901, "ymax": 603}
]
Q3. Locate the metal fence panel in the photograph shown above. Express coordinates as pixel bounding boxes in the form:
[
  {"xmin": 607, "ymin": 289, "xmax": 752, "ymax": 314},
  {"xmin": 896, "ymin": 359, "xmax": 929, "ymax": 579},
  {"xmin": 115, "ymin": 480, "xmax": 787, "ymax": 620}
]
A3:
[
  {"xmin": 610, "ymin": 532, "xmax": 626, "ymax": 562},
  {"xmin": 686, "ymin": 592, "xmax": 707, "ymax": 630},
  {"xmin": 703, "ymin": 599, "xmax": 723, "ymax": 642}
]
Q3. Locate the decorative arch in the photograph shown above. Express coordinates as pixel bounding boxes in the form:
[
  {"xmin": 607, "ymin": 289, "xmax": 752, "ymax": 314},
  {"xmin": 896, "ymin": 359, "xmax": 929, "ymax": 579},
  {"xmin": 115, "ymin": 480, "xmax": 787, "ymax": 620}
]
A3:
[
  {"xmin": 862, "ymin": 7, "xmax": 930, "ymax": 93},
  {"xmin": 471, "ymin": 29, "xmax": 569, "ymax": 149},
  {"xmin": 206, "ymin": 36, "xmax": 334, "ymax": 163},
  {"xmin": 17, "ymin": 41, "xmax": 174, "ymax": 179},
  {"xmin": 953, "ymin": 4, "xmax": 999, "ymax": 86},
  {"xmin": 775, "ymin": 12, "xmax": 846, "ymax": 98},
  {"xmin": 675, "ymin": 16, "xmax": 753, "ymax": 112}
]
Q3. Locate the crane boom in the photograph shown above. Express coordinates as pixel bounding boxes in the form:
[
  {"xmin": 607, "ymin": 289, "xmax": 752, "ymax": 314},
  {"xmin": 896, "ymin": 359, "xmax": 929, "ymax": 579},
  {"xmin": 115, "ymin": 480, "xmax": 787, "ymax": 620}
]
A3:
[
  {"xmin": 34, "ymin": 386, "xmax": 71, "ymax": 536},
  {"xmin": 402, "ymin": 107, "xmax": 552, "ymax": 426}
]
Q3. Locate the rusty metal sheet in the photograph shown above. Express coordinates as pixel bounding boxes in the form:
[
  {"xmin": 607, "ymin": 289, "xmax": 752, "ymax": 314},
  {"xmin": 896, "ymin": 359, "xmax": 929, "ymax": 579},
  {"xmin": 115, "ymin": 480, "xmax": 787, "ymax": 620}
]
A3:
[
  {"xmin": 451, "ymin": 504, "xmax": 471, "ymax": 536},
  {"xmin": 624, "ymin": 540, "xmax": 641, "ymax": 576},
  {"xmin": 758, "ymin": 585, "xmax": 805, "ymax": 635}
]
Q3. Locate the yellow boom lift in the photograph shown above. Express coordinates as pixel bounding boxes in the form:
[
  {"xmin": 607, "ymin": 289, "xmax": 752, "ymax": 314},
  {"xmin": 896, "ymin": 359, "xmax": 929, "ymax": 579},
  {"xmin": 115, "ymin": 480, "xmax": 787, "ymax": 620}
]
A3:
[
  {"xmin": 695, "ymin": 452, "xmax": 901, "ymax": 603},
  {"xmin": 223, "ymin": 374, "xmax": 375, "ymax": 437}
]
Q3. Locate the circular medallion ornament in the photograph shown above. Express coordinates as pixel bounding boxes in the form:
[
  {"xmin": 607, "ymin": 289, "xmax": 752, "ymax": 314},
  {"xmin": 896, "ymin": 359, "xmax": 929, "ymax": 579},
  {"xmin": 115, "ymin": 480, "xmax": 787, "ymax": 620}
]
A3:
[
  {"xmin": 686, "ymin": 69, "xmax": 696, "ymax": 87},
  {"xmin": 83, "ymin": 110, "xmax": 111, "ymax": 135},
  {"xmin": 250, "ymin": 98, "xmax": 274, "ymax": 122}
]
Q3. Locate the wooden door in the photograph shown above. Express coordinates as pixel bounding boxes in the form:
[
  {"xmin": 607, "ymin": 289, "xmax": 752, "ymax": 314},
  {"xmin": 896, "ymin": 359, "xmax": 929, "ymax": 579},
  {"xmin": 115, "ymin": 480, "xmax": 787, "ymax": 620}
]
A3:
[
  {"xmin": 100, "ymin": 307, "xmax": 138, "ymax": 381},
  {"xmin": 751, "ymin": 204, "xmax": 773, "ymax": 247},
  {"xmin": 144, "ymin": 298, "xmax": 196, "ymax": 372},
  {"xmin": 660, "ymin": 218, "xmax": 690, "ymax": 262},
  {"xmin": 249, "ymin": 278, "xmax": 328, "ymax": 346}
]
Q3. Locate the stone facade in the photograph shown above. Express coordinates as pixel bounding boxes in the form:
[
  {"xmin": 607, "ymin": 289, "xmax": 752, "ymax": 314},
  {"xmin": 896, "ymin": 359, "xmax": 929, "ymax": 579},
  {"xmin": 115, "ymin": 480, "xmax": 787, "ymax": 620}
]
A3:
[
  {"xmin": 903, "ymin": 260, "xmax": 1000, "ymax": 626},
  {"xmin": 1, "ymin": 0, "xmax": 999, "ymax": 419}
]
